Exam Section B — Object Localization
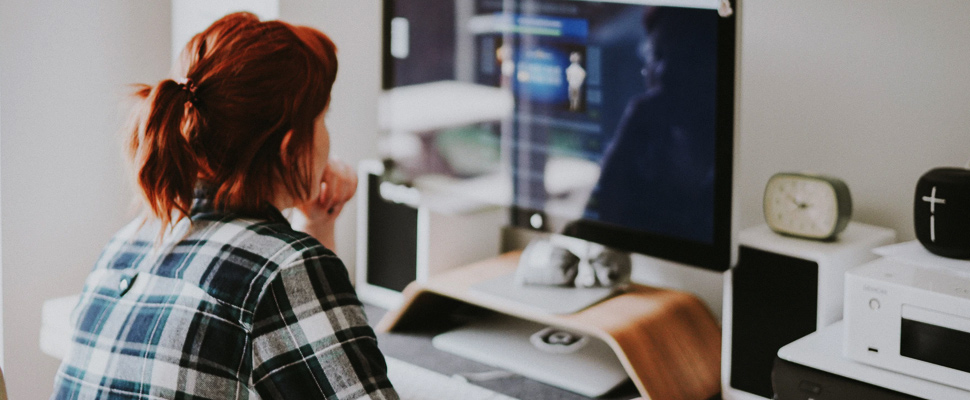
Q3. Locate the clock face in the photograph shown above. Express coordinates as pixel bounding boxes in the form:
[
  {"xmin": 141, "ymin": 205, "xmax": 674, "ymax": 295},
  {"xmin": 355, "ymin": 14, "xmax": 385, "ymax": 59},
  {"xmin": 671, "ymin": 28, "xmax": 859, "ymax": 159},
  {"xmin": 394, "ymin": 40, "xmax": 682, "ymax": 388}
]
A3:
[{"xmin": 764, "ymin": 174, "xmax": 850, "ymax": 240}]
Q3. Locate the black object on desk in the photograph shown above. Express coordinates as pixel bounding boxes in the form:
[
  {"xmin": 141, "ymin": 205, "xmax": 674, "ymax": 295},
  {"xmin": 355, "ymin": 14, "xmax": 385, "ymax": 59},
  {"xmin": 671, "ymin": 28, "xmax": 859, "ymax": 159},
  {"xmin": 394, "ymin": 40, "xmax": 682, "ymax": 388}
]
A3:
[
  {"xmin": 730, "ymin": 245, "xmax": 820, "ymax": 398},
  {"xmin": 914, "ymin": 167, "xmax": 970, "ymax": 259},
  {"xmin": 773, "ymin": 357, "xmax": 922, "ymax": 400}
]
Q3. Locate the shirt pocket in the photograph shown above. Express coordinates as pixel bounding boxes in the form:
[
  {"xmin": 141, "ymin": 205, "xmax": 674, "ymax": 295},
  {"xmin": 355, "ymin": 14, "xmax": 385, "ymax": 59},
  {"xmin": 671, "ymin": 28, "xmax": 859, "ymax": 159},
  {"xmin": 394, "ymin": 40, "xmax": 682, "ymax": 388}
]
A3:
[
  {"xmin": 74, "ymin": 268, "xmax": 249, "ymax": 341},
  {"xmin": 72, "ymin": 268, "xmax": 254, "ymax": 386}
]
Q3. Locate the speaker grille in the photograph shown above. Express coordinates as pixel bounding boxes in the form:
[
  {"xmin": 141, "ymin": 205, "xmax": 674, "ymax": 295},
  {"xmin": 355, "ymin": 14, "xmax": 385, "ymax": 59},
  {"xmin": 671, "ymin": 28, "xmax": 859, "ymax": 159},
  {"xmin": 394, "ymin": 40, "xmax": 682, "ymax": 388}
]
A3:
[
  {"xmin": 731, "ymin": 245, "xmax": 818, "ymax": 398},
  {"xmin": 366, "ymin": 174, "xmax": 419, "ymax": 292}
]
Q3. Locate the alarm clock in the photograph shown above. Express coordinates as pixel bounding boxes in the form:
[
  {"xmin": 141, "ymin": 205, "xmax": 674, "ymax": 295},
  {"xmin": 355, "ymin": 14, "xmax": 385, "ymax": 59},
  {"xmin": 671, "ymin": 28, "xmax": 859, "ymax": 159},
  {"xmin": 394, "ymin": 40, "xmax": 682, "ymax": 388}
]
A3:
[
  {"xmin": 763, "ymin": 172, "xmax": 852, "ymax": 241},
  {"xmin": 914, "ymin": 167, "xmax": 970, "ymax": 259}
]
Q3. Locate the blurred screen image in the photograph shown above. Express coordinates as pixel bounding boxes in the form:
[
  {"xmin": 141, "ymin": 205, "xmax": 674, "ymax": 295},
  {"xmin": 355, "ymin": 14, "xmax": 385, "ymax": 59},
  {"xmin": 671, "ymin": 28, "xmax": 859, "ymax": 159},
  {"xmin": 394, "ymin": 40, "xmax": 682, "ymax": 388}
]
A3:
[{"xmin": 384, "ymin": 0, "xmax": 721, "ymax": 244}]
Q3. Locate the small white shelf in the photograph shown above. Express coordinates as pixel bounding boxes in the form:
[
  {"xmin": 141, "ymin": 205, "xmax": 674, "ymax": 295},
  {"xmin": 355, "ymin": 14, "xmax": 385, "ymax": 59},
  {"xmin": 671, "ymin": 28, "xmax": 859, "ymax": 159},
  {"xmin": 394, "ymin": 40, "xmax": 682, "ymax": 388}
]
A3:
[{"xmin": 379, "ymin": 81, "xmax": 514, "ymax": 133}]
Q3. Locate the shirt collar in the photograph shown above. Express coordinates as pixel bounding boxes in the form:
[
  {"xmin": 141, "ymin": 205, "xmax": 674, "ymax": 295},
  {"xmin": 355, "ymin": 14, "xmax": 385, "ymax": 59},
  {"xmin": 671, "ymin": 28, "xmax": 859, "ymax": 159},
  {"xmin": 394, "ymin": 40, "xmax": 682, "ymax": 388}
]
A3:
[{"xmin": 190, "ymin": 183, "xmax": 289, "ymax": 225}]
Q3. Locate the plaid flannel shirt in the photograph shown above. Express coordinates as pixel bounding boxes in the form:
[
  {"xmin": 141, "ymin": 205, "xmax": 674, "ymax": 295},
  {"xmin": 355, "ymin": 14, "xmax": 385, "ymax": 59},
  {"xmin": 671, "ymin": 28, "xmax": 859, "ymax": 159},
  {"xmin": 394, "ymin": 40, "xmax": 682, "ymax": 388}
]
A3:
[{"xmin": 51, "ymin": 193, "xmax": 399, "ymax": 399}]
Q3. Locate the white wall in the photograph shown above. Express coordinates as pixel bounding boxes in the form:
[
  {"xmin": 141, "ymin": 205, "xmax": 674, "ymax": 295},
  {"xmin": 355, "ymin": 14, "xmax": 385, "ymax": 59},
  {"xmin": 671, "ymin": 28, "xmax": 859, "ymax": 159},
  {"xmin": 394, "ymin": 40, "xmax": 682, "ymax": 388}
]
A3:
[
  {"xmin": 171, "ymin": 0, "xmax": 280, "ymax": 65},
  {"xmin": 0, "ymin": 1, "xmax": 170, "ymax": 398},
  {"xmin": 737, "ymin": 0, "xmax": 970, "ymax": 239},
  {"xmin": 0, "ymin": 67, "xmax": 4, "ymax": 368}
]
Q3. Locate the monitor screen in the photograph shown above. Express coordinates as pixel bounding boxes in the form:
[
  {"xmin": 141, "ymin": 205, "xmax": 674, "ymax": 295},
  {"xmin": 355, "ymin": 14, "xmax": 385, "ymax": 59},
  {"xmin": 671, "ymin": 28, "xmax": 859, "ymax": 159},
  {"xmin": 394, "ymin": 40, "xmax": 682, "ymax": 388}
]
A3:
[{"xmin": 382, "ymin": 0, "xmax": 737, "ymax": 271}]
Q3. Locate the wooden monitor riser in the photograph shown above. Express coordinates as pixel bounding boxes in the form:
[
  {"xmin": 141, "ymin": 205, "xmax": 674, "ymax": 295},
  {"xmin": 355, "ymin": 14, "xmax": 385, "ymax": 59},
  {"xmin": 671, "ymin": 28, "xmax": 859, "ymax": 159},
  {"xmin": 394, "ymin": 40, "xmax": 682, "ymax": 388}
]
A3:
[{"xmin": 376, "ymin": 251, "xmax": 721, "ymax": 400}]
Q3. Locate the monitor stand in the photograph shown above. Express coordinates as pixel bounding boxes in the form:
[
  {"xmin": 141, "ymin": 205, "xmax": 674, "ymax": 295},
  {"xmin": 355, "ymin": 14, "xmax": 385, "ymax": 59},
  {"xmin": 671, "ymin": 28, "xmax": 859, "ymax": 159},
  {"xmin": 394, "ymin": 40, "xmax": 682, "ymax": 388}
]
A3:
[
  {"xmin": 431, "ymin": 313, "xmax": 630, "ymax": 398},
  {"xmin": 375, "ymin": 251, "xmax": 722, "ymax": 400},
  {"xmin": 470, "ymin": 272, "xmax": 617, "ymax": 314}
]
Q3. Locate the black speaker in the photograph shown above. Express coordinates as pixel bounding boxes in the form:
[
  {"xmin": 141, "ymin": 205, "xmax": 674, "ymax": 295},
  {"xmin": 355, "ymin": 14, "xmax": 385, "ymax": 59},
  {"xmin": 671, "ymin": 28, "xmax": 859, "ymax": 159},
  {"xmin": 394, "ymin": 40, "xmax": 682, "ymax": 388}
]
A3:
[
  {"xmin": 730, "ymin": 245, "xmax": 819, "ymax": 398},
  {"xmin": 722, "ymin": 224, "xmax": 894, "ymax": 400},
  {"xmin": 363, "ymin": 171, "xmax": 420, "ymax": 294},
  {"xmin": 914, "ymin": 167, "xmax": 970, "ymax": 259},
  {"xmin": 355, "ymin": 160, "xmax": 506, "ymax": 309}
]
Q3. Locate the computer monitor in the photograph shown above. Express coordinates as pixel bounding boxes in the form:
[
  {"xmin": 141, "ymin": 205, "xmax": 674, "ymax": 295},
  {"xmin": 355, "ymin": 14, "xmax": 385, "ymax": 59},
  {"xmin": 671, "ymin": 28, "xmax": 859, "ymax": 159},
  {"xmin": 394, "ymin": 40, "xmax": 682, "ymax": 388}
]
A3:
[
  {"xmin": 380, "ymin": 0, "xmax": 738, "ymax": 272},
  {"xmin": 380, "ymin": 2, "xmax": 738, "ymax": 396}
]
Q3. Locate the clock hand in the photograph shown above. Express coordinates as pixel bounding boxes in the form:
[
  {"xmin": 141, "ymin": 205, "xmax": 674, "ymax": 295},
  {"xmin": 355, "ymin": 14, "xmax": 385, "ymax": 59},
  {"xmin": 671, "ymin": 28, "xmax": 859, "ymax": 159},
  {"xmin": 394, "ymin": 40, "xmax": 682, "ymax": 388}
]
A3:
[{"xmin": 786, "ymin": 193, "xmax": 809, "ymax": 209}]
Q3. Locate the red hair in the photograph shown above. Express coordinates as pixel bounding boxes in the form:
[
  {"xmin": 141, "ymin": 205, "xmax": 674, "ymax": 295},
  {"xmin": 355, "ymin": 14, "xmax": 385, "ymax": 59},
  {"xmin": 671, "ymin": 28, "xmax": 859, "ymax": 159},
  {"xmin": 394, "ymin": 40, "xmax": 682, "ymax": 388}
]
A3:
[{"xmin": 127, "ymin": 12, "xmax": 337, "ymax": 227}]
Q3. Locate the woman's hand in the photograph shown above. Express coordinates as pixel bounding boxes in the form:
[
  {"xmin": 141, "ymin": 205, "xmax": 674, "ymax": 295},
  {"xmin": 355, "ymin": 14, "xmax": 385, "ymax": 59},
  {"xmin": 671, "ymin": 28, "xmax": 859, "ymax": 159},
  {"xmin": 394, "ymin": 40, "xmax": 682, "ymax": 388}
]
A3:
[{"xmin": 297, "ymin": 158, "xmax": 358, "ymax": 250}]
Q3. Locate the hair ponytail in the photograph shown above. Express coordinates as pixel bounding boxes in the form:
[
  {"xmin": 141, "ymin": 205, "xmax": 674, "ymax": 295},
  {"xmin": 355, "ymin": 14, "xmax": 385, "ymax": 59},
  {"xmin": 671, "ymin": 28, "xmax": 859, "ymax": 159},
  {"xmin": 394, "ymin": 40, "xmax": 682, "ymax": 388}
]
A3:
[
  {"xmin": 125, "ymin": 12, "xmax": 338, "ymax": 229},
  {"xmin": 128, "ymin": 79, "xmax": 201, "ymax": 228}
]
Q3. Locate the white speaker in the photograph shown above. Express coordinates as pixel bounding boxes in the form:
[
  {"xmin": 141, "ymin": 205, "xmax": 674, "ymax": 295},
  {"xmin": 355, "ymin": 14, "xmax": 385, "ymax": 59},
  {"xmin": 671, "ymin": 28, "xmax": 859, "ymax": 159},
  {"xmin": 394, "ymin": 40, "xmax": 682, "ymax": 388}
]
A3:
[{"xmin": 355, "ymin": 160, "xmax": 507, "ymax": 310}]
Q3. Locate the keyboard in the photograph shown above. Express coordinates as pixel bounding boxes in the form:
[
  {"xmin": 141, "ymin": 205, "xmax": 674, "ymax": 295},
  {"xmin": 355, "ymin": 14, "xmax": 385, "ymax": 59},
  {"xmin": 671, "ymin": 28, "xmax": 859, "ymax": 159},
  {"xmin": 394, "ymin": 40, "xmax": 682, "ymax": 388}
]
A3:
[{"xmin": 386, "ymin": 357, "xmax": 519, "ymax": 400}]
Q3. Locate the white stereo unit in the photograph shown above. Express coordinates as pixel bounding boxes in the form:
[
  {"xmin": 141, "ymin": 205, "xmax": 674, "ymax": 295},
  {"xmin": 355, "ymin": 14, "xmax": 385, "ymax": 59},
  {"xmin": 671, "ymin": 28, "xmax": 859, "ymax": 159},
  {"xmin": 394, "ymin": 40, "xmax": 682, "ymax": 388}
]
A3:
[
  {"xmin": 722, "ymin": 223, "xmax": 895, "ymax": 400},
  {"xmin": 844, "ymin": 256, "xmax": 970, "ymax": 391},
  {"xmin": 775, "ymin": 321, "xmax": 969, "ymax": 400},
  {"xmin": 355, "ymin": 160, "xmax": 506, "ymax": 310}
]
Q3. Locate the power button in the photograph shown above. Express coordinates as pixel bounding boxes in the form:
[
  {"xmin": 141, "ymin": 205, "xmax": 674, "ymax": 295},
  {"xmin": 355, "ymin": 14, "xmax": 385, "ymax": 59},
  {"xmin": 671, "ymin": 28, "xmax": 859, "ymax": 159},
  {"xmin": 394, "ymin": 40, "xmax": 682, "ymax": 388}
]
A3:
[
  {"xmin": 869, "ymin": 298, "xmax": 881, "ymax": 310},
  {"xmin": 799, "ymin": 380, "xmax": 822, "ymax": 395}
]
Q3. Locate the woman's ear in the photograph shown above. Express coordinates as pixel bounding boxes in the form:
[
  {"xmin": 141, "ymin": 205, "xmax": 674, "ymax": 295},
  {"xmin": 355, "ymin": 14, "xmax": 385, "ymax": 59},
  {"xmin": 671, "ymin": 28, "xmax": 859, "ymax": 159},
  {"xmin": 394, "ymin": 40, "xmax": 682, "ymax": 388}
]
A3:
[{"xmin": 279, "ymin": 130, "xmax": 294, "ymax": 164}]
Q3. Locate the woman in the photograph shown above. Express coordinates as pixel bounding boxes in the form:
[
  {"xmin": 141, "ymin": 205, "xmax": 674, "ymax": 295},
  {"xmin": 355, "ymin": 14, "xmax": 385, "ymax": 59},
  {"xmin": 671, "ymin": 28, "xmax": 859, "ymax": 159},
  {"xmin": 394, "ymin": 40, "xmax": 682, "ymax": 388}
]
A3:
[{"xmin": 51, "ymin": 13, "xmax": 398, "ymax": 400}]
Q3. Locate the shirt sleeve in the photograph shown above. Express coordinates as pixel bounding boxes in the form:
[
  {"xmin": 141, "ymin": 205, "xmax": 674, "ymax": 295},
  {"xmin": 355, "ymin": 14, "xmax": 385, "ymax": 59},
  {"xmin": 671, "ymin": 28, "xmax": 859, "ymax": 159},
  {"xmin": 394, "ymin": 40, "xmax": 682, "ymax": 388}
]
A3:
[{"xmin": 250, "ymin": 246, "xmax": 399, "ymax": 400}]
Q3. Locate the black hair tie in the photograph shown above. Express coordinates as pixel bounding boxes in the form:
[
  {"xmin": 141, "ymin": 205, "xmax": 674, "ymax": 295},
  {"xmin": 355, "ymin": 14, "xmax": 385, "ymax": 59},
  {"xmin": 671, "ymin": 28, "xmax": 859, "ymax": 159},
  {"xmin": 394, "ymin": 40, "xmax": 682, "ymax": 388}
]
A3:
[{"xmin": 175, "ymin": 78, "xmax": 199, "ymax": 106}]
